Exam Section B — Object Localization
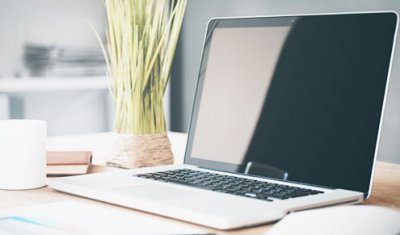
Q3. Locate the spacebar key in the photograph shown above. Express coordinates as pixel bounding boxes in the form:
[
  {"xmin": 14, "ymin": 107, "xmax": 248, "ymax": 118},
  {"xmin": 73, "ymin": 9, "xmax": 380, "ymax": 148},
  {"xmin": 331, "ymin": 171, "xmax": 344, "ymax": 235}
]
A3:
[{"xmin": 168, "ymin": 179, "xmax": 215, "ymax": 191}]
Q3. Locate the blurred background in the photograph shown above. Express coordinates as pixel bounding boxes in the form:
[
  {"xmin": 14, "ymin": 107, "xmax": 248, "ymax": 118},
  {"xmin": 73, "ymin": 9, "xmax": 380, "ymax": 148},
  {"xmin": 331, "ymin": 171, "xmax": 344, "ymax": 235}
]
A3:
[
  {"xmin": 0, "ymin": 0, "xmax": 399, "ymax": 163},
  {"xmin": 0, "ymin": 0, "xmax": 111, "ymax": 135}
]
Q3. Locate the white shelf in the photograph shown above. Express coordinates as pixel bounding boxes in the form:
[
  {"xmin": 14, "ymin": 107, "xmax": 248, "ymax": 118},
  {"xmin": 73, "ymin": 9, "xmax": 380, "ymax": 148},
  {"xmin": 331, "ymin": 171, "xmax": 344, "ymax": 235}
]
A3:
[{"xmin": 0, "ymin": 76, "xmax": 110, "ymax": 93}]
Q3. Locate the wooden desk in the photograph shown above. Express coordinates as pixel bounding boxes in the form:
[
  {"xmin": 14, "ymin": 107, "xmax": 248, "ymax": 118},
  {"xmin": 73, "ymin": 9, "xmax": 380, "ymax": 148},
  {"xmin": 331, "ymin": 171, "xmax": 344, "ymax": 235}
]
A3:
[{"xmin": 0, "ymin": 132, "xmax": 399, "ymax": 235}]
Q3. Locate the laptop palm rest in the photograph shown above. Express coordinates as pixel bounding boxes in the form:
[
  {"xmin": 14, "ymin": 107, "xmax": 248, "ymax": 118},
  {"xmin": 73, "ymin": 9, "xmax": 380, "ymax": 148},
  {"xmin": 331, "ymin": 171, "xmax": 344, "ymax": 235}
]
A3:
[{"xmin": 114, "ymin": 184, "xmax": 198, "ymax": 201}]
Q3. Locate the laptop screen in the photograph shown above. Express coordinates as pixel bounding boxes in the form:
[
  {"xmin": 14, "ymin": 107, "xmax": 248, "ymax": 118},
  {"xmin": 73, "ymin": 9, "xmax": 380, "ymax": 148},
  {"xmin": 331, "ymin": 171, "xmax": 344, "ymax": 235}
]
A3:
[{"xmin": 184, "ymin": 13, "xmax": 398, "ymax": 195}]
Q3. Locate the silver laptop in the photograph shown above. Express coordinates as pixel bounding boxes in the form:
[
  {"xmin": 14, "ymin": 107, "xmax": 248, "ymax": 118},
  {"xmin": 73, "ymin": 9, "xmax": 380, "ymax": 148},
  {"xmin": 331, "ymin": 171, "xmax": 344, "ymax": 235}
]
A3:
[{"xmin": 49, "ymin": 12, "xmax": 398, "ymax": 229}]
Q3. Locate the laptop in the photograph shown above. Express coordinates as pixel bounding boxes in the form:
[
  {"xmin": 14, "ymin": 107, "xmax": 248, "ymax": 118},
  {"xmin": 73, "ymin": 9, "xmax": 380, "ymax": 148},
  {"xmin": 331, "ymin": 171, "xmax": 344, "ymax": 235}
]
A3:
[{"xmin": 49, "ymin": 12, "xmax": 398, "ymax": 229}]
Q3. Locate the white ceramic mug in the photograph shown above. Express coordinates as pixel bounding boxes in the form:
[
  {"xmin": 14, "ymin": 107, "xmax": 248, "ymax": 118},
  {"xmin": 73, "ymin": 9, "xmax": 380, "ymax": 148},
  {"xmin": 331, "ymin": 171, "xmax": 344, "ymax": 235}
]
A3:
[{"xmin": 0, "ymin": 119, "xmax": 47, "ymax": 190}]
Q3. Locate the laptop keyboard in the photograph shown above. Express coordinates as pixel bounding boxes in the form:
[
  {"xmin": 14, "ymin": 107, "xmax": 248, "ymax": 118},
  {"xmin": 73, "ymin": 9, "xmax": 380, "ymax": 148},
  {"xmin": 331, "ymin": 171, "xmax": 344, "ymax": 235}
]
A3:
[{"xmin": 135, "ymin": 169, "xmax": 323, "ymax": 201}]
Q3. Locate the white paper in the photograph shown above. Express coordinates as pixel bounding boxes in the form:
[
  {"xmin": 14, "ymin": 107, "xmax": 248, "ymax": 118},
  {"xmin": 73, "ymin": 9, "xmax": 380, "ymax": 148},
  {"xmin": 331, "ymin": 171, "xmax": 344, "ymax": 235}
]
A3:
[
  {"xmin": 0, "ymin": 201, "xmax": 206, "ymax": 235},
  {"xmin": 266, "ymin": 205, "xmax": 400, "ymax": 235}
]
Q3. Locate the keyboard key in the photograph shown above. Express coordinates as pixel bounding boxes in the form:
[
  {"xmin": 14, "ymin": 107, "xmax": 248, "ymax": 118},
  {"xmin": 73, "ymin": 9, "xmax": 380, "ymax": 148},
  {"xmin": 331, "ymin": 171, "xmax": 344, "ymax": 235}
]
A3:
[{"xmin": 135, "ymin": 169, "xmax": 324, "ymax": 202}]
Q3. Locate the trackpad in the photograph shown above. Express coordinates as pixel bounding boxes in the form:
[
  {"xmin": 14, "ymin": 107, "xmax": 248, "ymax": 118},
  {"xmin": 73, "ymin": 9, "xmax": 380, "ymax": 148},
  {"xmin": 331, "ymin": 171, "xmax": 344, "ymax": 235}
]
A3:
[{"xmin": 115, "ymin": 184, "xmax": 198, "ymax": 201}]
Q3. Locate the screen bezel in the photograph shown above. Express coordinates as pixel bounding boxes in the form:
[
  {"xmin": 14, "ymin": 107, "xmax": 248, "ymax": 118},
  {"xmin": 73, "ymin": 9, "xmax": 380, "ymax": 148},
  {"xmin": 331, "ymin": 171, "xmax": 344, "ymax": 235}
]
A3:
[{"xmin": 183, "ymin": 12, "xmax": 399, "ymax": 197}]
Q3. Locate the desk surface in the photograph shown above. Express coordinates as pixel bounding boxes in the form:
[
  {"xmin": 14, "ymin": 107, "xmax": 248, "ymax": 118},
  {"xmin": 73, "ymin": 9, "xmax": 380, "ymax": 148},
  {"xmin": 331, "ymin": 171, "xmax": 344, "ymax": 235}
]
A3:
[{"xmin": 1, "ymin": 132, "xmax": 399, "ymax": 235}]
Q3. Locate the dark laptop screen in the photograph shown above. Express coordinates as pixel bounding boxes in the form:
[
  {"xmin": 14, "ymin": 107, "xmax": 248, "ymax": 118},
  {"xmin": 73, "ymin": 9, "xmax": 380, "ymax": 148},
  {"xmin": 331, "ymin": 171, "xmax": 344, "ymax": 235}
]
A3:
[{"xmin": 185, "ymin": 13, "xmax": 397, "ymax": 195}]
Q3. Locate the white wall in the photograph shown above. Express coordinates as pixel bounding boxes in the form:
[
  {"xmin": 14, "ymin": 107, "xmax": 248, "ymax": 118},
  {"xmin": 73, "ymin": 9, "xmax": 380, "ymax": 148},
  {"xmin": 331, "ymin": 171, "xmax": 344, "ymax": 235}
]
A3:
[{"xmin": 21, "ymin": 91, "xmax": 111, "ymax": 136}]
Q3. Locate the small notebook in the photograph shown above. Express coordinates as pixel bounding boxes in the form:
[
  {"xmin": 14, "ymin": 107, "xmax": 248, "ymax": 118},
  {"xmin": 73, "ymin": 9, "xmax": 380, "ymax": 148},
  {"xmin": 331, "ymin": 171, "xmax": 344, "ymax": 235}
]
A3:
[{"xmin": 47, "ymin": 151, "xmax": 92, "ymax": 176}]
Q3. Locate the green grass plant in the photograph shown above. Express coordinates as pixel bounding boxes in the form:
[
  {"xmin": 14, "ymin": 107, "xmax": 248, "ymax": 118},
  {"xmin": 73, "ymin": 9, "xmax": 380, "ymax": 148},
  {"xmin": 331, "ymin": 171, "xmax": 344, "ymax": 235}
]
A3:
[{"xmin": 95, "ymin": 0, "xmax": 187, "ymax": 134}]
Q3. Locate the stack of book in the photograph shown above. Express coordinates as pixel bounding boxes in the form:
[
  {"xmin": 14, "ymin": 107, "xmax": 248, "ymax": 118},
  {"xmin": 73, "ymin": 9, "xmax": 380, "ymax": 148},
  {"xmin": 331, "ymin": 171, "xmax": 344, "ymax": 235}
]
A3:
[
  {"xmin": 24, "ymin": 43, "xmax": 106, "ymax": 77},
  {"xmin": 47, "ymin": 151, "xmax": 92, "ymax": 176}
]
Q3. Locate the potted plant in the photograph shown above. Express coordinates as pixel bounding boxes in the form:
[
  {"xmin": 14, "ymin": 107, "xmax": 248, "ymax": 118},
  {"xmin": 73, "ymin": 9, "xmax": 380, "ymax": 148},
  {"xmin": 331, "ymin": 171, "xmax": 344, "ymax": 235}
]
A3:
[{"xmin": 95, "ymin": 0, "xmax": 187, "ymax": 168}]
